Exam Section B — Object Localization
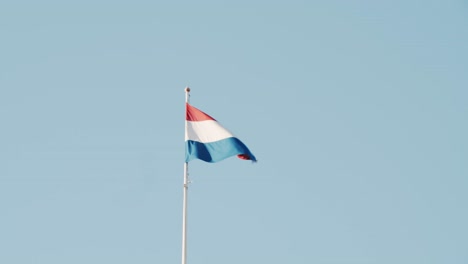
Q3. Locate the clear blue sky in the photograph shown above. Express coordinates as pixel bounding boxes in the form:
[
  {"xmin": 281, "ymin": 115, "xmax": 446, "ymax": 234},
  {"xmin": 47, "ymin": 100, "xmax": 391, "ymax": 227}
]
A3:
[{"xmin": 1, "ymin": 1, "xmax": 467, "ymax": 263}]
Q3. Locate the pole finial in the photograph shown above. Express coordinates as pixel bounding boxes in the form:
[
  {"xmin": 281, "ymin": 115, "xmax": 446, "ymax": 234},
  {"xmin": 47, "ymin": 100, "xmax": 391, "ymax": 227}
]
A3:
[{"xmin": 185, "ymin": 87, "xmax": 190, "ymax": 103}]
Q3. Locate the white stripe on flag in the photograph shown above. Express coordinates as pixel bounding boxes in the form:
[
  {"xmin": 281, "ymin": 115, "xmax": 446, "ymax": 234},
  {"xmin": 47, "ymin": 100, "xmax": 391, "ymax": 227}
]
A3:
[{"xmin": 185, "ymin": 120, "xmax": 234, "ymax": 143}]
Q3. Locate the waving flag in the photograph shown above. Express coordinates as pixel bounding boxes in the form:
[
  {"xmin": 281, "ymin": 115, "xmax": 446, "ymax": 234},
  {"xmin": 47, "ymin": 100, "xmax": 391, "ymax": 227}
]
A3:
[{"xmin": 185, "ymin": 103, "xmax": 256, "ymax": 163}]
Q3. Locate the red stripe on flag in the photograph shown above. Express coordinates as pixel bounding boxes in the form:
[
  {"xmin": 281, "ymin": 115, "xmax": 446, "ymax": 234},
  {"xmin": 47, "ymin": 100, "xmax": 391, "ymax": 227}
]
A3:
[{"xmin": 186, "ymin": 103, "xmax": 216, "ymax": 121}]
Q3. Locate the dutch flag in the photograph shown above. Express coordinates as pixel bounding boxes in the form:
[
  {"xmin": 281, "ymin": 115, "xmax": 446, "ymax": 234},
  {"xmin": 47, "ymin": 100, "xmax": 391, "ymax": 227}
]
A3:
[{"xmin": 185, "ymin": 103, "xmax": 257, "ymax": 163}]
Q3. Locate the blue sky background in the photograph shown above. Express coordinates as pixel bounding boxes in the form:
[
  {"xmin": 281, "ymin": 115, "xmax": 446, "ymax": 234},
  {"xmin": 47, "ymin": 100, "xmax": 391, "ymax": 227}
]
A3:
[{"xmin": 1, "ymin": 1, "xmax": 467, "ymax": 263}]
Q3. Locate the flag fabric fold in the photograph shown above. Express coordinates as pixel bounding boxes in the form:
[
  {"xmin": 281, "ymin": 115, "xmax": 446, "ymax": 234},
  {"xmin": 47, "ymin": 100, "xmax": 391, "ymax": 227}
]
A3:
[{"xmin": 185, "ymin": 103, "xmax": 256, "ymax": 163}]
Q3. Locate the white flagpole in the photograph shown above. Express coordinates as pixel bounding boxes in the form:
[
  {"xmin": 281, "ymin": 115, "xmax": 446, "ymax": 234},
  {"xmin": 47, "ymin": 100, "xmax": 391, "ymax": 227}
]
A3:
[{"xmin": 182, "ymin": 87, "xmax": 190, "ymax": 264}]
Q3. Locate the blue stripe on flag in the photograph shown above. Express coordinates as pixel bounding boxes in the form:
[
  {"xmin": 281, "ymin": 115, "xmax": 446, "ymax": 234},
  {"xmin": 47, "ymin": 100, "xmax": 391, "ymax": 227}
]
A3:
[{"xmin": 185, "ymin": 137, "xmax": 257, "ymax": 163}]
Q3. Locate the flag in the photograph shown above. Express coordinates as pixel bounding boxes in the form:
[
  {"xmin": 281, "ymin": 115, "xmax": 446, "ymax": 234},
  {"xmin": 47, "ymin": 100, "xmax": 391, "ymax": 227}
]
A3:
[{"xmin": 185, "ymin": 103, "xmax": 257, "ymax": 163}]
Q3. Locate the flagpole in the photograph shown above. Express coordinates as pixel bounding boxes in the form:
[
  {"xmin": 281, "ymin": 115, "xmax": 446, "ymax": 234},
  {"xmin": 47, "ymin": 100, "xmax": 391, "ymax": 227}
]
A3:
[{"xmin": 182, "ymin": 87, "xmax": 190, "ymax": 264}]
